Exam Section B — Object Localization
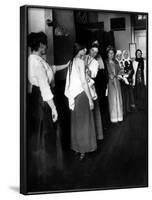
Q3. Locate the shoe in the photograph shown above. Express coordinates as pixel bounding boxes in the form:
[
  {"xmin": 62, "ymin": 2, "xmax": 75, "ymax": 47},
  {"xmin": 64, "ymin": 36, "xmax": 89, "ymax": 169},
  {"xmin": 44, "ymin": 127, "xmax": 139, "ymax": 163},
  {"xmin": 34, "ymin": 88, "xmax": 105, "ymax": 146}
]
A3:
[{"xmin": 79, "ymin": 153, "xmax": 85, "ymax": 161}]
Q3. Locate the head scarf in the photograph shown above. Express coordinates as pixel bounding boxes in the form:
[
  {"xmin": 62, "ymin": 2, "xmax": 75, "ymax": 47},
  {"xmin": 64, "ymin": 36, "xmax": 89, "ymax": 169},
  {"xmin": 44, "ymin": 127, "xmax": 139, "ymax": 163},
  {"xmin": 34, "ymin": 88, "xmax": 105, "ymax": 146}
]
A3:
[
  {"xmin": 115, "ymin": 50, "xmax": 123, "ymax": 68},
  {"xmin": 122, "ymin": 49, "xmax": 131, "ymax": 65}
]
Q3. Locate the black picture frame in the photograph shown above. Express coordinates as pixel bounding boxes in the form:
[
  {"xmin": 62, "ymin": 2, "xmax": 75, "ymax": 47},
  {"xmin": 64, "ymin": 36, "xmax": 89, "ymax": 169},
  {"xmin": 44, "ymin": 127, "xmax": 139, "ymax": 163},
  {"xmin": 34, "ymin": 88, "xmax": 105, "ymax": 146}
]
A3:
[{"xmin": 20, "ymin": 5, "xmax": 148, "ymax": 195}]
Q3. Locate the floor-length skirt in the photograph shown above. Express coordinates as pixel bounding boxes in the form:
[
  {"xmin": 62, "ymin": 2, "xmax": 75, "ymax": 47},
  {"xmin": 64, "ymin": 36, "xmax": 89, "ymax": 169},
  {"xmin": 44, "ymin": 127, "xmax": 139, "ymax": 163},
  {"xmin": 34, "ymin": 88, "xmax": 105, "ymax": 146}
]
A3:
[
  {"xmin": 134, "ymin": 83, "xmax": 146, "ymax": 110},
  {"xmin": 108, "ymin": 79, "xmax": 123, "ymax": 122},
  {"xmin": 71, "ymin": 92, "xmax": 97, "ymax": 153},
  {"xmin": 120, "ymin": 81, "xmax": 135, "ymax": 118},
  {"xmin": 27, "ymin": 86, "xmax": 56, "ymax": 180}
]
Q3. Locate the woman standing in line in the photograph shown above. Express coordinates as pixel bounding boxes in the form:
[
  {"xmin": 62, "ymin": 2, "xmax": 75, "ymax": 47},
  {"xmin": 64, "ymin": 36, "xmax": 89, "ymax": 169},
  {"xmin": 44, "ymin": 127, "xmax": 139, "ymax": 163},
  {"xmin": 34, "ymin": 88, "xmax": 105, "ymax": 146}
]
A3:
[
  {"xmin": 115, "ymin": 50, "xmax": 123, "ymax": 69},
  {"xmin": 132, "ymin": 49, "xmax": 146, "ymax": 110},
  {"xmin": 115, "ymin": 50, "xmax": 128, "ymax": 120},
  {"xmin": 65, "ymin": 43, "xmax": 97, "ymax": 160},
  {"xmin": 106, "ymin": 46, "xmax": 123, "ymax": 123},
  {"xmin": 122, "ymin": 49, "xmax": 135, "ymax": 112},
  {"xmin": 84, "ymin": 43, "xmax": 104, "ymax": 140},
  {"xmin": 92, "ymin": 41, "xmax": 110, "ymax": 130}
]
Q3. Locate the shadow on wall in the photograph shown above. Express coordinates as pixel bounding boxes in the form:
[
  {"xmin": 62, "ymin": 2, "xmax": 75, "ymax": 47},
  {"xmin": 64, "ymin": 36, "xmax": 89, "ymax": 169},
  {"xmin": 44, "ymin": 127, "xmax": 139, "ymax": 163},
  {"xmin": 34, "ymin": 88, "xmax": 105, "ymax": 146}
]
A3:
[{"xmin": 53, "ymin": 9, "xmax": 76, "ymax": 81}]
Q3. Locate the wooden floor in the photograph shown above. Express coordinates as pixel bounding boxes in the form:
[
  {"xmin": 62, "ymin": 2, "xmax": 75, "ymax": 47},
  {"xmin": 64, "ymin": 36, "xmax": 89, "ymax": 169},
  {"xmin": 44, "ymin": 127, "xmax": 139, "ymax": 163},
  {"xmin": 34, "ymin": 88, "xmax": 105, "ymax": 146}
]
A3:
[{"xmin": 27, "ymin": 96, "xmax": 148, "ymax": 193}]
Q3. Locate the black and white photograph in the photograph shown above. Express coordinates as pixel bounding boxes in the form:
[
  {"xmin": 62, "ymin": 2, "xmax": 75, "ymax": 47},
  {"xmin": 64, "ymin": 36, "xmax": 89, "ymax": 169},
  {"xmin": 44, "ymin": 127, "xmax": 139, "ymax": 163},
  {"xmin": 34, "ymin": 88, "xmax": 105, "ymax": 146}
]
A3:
[{"xmin": 20, "ymin": 5, "xmax": 148, "ymax": 195}]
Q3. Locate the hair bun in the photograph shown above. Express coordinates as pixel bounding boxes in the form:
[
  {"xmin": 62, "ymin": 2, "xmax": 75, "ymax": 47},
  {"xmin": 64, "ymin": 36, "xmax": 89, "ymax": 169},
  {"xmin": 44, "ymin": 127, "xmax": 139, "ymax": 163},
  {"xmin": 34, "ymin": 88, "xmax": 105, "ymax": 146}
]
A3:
[{"xmin": 27, "ymin": 32, "xmax": 37, "ymax": 47}]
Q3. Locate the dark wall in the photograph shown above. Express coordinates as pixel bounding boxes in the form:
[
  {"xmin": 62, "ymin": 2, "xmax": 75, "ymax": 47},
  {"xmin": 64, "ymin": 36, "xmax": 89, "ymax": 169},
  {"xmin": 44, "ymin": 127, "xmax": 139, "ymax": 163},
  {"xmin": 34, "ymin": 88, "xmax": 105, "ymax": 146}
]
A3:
[{"xmin": 53, "ymin": 9, "xmax": 76, "ymax": 81}]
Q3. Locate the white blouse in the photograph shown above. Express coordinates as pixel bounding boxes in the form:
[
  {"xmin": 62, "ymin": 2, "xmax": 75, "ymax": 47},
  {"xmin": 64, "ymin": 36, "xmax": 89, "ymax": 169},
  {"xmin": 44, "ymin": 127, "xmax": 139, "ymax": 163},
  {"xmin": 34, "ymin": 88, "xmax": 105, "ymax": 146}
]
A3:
[
  {"xmin": 85, "ymin": 55, "xmax": 99, "ymax": 78},
  {"xmin": 64, "ymin": 58, "xmax": 84, "ymax": 110},
  {"xmin": 28, "ymin": 54, "xmax": 56, "ymax": 102}
]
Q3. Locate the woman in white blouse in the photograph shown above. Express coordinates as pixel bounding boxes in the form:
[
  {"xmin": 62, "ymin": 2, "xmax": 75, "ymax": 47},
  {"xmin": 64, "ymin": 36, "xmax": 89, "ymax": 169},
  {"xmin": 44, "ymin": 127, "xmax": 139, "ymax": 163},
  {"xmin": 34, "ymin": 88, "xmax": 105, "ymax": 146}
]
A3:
[{"xmin": 28, "ymin": 32, "xmax": 69, "ymax": 156}]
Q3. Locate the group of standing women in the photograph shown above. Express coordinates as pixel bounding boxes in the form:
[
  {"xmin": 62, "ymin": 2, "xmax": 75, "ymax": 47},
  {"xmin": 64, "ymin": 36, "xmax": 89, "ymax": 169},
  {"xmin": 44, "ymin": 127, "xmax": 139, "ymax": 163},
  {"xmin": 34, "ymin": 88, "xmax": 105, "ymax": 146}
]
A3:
[
  {"xmin": 27, "ymin": 31, "xmax": 146, "ymax": 163},
  {"xmin": 114, "ymin": 47, "xmax": 146, "ymax": 120},
  {"xmin": 64, "ymin": 43, "xmax": 146, "ymax": 160}
]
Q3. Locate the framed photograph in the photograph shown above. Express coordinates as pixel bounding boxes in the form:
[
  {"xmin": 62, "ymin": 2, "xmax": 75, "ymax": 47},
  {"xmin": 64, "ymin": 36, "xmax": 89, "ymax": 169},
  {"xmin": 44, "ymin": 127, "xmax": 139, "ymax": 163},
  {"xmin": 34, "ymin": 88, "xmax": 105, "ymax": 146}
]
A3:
[{"xmin": 20, "ymin": 5, "xmax": 148, "ymax": 195}]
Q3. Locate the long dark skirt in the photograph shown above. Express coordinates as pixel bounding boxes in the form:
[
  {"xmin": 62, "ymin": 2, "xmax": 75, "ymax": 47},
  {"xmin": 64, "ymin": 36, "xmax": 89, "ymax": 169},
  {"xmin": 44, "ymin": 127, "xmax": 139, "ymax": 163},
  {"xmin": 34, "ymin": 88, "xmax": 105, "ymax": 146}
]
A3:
[
  {"xmin": 120, "ymin": 81, "xmax": 135, "ymax": 118},
  {"xmin": 71, "ymin": 92, "xmax": 97, "ymax": 153},
  {"xmin": 134, "ymin": 83, "xmax": 146, "ymax": 110},
  {"xmin": 29, "ymin": 86, "xmax": 55, "ymax": 151},
  {"xmin": 128, "ymin": 85, "xmax": 135, "ymax": 107},
  {"xmin": 27, "ymin": 86, "xmax": 56, "ymax": 181}
]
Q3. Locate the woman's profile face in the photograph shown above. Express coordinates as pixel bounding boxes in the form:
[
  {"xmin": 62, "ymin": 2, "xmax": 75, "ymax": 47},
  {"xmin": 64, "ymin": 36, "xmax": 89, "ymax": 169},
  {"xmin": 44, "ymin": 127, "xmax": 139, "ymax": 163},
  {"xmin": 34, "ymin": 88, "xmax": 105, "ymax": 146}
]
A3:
[
  {"xmin": 108, "ymin": 50, "xmax": 115, "ymax": 60},
  {"xmin": 39, "ymin": 43, "xmax": 48, "ymax": 56},
  {"xmin": 123, "ymin": 51, "xmax": 129, "ymax": 59},
  {"xmin": 89, "ymin": 47, "xmax": 99, "ymax": 58},
  {"xmin": 79, "ymin": 48, "xmax": 87, "ymax": 56},
  {"xmin": 136, "ymin": 50, "xmax": 142, "ymax": 59},
  {"xmin": 116, "ymin": 54, "xmax": 122, "ymax": 61}
]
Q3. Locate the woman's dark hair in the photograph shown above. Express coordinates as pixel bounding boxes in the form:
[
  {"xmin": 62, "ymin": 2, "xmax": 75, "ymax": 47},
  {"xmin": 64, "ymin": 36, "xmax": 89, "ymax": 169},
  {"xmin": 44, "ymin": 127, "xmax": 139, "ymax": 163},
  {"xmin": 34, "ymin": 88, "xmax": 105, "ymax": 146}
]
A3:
[
  {"xmin": 86, "ymin": 43, "xmax": 99, "ymax": 58},
  {"xmin": 135, "ymin": 49, "xmax": 142, "ymax": 58},
  {"xmin": 91, "ymin": 40, "xmax": 100, "ymax": 47},
  {"xmin": 68, "ymin": 42, "xmax": 86, "ymax": 88},
  {"xmin": 27, "ymin": 31, "xmax": 48, "ymax": 51},
  {"xmin": 73, "ymin": 42, "xmax": 86, "ymax": 58},
  {"xmin": 90, "ymin": 43, "xmax": 99, "ymax": 50},
  {"xmin": 105, "ymin": 45, "xmax": 117, "ymax": 62},
  {"xmin": 106, "ymin": 45, "xmax": 116, "ymax": 55}
]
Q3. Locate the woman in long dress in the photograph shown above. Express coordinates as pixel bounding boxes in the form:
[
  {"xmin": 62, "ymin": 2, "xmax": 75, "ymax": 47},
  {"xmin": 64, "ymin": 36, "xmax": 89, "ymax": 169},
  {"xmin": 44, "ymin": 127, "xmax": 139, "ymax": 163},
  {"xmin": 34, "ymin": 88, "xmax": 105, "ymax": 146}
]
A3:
[
  {"xmin": 106, "ymin": 46, "xmax": 123, "ymax": 123},
  {"xmin": 115, "ymin": 50, "xmax": 127, "ymax": 119},
  {"xmin": 28, "ymin": 32, "xmax": 69, "ymax": 178},
  {"xmin": 65, "ymin": 43, "xmax": 98, "ymax": 160},
  {"xmin": 84, "ymin": 43, "xmax": 104, "ymax": 140},
  {"xmin": 132, "ymin": 49, "xmax": 146, "ymax": 110},
  {"xmin": 91, "ymin": 41, "xmax": 109, "ymax": 129}
]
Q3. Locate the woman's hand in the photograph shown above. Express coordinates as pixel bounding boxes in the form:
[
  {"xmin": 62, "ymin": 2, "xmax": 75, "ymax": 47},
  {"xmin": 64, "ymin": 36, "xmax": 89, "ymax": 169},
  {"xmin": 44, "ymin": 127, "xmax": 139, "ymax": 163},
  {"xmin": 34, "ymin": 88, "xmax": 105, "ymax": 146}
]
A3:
[
  {"xmin": 52, "ymin": 107, "xmax": 58, "ymax": 122},
  {"xmin": 67, "ymin": 60, "xmax": 70, "ymax": 66},
  {"xmin": 109, "ymin": 74, "xmax": 114, "ymax": 79},
  {"xmin": 87, "ymin": 69, "xmax": 91, "ymax": 77},
  {"xmin": 89, "ymin": 99, "xmax": 94, "ymax": 110},
  {"xmin": 117, "ymin": 75, "xmax": 122, "ymax": 80}
]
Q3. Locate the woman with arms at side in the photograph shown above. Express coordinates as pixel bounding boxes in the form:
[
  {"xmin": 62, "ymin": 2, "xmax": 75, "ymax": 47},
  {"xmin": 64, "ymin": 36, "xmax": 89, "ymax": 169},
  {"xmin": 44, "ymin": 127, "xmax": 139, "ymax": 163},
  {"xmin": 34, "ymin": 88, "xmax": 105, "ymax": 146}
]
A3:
[
  {"xmin": 84, "ymin": 43, "xmax": 104, "ymax": 140},
  {"xmin": 132, "ymin": 49, "xmax": 146, "ymax": 110},
  {"xmin": 106, "ymin": 46, "xmax": 123, "ymax": 124},
  {"xmin": 65, "ymin": 43, "xmax": 97, "ymax": 160}
]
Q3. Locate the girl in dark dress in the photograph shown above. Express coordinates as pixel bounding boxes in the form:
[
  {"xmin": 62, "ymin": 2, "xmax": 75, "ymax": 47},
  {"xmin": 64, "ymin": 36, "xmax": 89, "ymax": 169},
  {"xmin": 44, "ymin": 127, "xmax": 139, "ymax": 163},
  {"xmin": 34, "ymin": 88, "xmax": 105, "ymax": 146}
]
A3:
[{"xmin": 133, "ymin": 49, "xmax": 146, "ymax": 110}]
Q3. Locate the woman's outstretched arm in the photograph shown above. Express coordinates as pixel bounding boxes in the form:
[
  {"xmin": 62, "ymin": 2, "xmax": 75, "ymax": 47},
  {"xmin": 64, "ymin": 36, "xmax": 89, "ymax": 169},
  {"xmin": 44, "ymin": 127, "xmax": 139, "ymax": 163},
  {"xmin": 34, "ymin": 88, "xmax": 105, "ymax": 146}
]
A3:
[{"xmin": 55, "ymin": 61, "xmax": 70, "ymax": 71}]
